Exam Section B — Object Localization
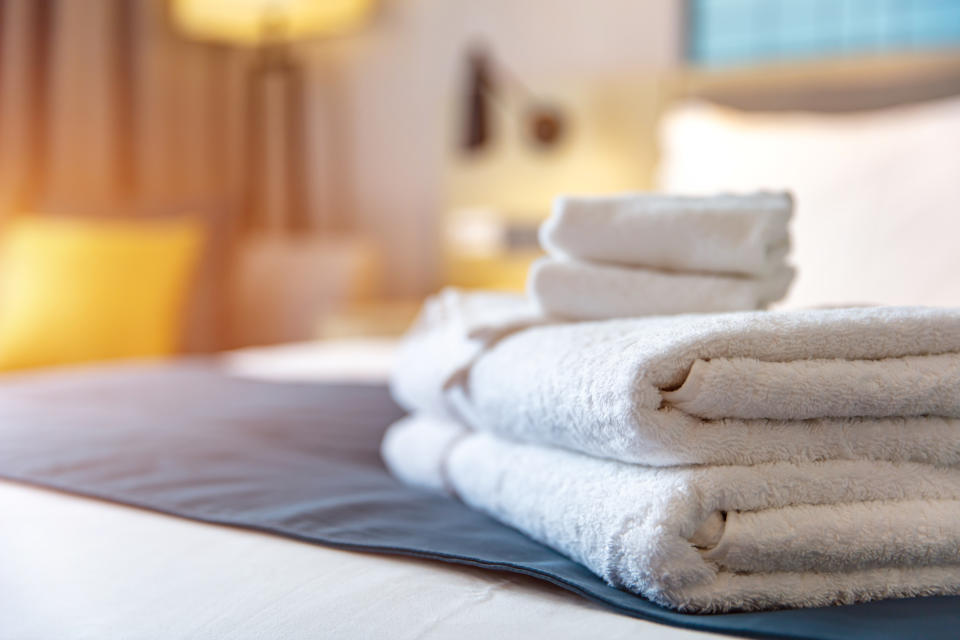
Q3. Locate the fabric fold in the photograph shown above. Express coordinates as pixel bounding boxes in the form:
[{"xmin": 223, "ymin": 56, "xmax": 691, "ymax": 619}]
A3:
[
  {"xmin": 540, "ymin": 191, "xmax": 792, "ymax": 276},
  {"xmin": 528, "ymin": 257, "xmax": 794, "ymax": 320},
  {"xmin": 392, "ymin": 298, "xmax": 960, "ymax": 466},
  {"xmin": 662, "ymin": 353, "xmax": 960, "ymax": 420},
  {"xmin": 381, "ymin": 415, "xmax": 960, "ymax": 613}
]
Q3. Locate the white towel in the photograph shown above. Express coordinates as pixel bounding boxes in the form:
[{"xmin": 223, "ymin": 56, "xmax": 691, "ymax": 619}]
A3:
[
  {"xmin": 392, "ymin": 302, "xmax": 960, "ymax": 466},
  {"xmin": 540, "ymin": 191, "xmax": 792, "ymax": 277},
  {"xmin": 528, "ymin": 257, "xmax": 794, "ymax": 320},
  {"xmin": 382, "ymin": 415, "xmax": 960, "ymax": 613},
  {"xmin": 663, "ymin": 352, "xmax": 960, "ymax": 420},
  {"xmin": 389, "ymin": 288, "xmax": 546, "ymax": 418}
]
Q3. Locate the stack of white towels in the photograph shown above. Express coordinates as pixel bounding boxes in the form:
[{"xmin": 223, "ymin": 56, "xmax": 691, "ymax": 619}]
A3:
[
  {"xmin": 529, "ymin": 192, "xmax": 795, "ymax": 319},
  {"xmin": 383, "ymin": 192, "xmax": 960, "ymax": 613}
]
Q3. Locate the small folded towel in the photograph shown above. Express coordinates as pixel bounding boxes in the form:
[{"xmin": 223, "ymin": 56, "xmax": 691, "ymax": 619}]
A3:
[
  {"xmin": 392, "ymin": 296, "xmax": 960, "ymax": 466},
  {"xmin": 528, "ymin": 257, "xmax": 794, "ymax": 320},
  {"xmin": 382, "ymin": 414, "xmax": 960, "ymax": 612},
  {"xmin": 540, "ymin": 191, "xmax": 792, "ymax": 276}
]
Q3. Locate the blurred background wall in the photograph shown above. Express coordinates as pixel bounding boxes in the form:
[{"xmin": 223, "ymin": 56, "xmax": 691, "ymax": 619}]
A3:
[
  {"xmin": 0, "ymin": 0, "xmax": 683, "ymax": 346},
  {"xmin": 301, "ymin": 0, "xmax": 683, "ymax": 297},
  {"xmin": 0, "ymin": 0, "xmax": 250, "ymax": 217},
  {"xmin": 0, "ymin": 0, "xmax": 958, "ymax": 362}
]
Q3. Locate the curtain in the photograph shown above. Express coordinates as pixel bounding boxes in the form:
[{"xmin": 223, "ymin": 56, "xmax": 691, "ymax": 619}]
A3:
[
  {"xmin": 0, "ymin": 0, "xmax": 252, "ymax": 352},
  {"xmin": 0, "ymin": 0, "xmax": 251, "ymax": 215}
]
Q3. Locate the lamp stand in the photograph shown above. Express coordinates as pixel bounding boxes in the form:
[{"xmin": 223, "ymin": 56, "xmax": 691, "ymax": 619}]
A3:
[{"xmin": 242, "ymin": 41, "xmax": 311, "ymax": 234}]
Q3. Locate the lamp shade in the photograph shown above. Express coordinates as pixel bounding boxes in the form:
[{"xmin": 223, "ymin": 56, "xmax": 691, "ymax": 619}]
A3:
[{"xmin": 170, "ymin": 0, "xmax": 375, "ymax": 45}]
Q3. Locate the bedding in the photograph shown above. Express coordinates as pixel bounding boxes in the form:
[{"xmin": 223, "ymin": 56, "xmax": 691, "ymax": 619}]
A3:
[
  {"xmin": 1, "ymin": 361, "xmax": 959, "ymax": 639},
  {"xmin": 0, "ymin": 480, "xmax": 711, "ymax": 640}
]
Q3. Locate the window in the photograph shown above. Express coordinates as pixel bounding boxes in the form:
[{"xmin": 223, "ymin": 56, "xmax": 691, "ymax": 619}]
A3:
[{"xmin": 687, "ymin": 0, "xmax": 960, "ymax": 67}]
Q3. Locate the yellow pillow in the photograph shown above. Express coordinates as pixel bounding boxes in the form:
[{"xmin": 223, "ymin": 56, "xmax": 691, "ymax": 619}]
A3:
[{"xmin": 0, "ymin": 217, "xmax": 203, "ymax": 371}]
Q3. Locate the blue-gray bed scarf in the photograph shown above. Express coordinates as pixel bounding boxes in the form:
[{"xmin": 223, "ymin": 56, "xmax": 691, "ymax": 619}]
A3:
[{"xmin": 0, "ymin": 363, "xmax": 955, "ymax": 640}]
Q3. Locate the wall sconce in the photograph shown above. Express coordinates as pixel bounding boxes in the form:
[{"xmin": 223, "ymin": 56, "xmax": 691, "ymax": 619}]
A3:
[
  {"xmin": 444, "ymin": 45, "xmax": 656, "ymax": 292},
  {"xmin": 461, "ymin": 46, "xmax": 566, "ymax": 154}
]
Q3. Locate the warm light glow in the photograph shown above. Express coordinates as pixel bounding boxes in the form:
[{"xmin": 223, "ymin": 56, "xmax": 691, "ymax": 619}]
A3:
[{"xmin": 171, "ymin": 0, "xmax": 375, "ymax": 45}]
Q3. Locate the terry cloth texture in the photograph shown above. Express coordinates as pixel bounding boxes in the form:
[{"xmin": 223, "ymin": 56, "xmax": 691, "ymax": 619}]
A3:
[
  {"xmin": 528, "ymin": 257, "xmax": 794, "ymax": 320},
  {"xmin": 5, "ymin": 364, "xmax": 960, "ymax": 635},
  {"xmin": 539, "ymin": 191, "xmax": 792, "ymax": 276},
  {"xmin": 382, "ymin": 414, "xmax": 960, "ymax": 613},
  {"xmin": 392, "ymin": 302, "xmax": 960, "ymax": 466}
]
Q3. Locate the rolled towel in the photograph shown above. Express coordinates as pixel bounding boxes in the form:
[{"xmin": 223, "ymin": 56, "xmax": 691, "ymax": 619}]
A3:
[
  {"xmin": 382, "ymin": 414, "xmax": 960, "ymax": 612},
  {"xmin": 392, "ymin": 299, "xmax": 960, "ymax": 466},
  {"xmin": 528, "ymin": 257, "xmax": 794, "ymax": 320},
  {"xmin": 540, "ymin": 191, "xmax": 792, "ymax": 276}
]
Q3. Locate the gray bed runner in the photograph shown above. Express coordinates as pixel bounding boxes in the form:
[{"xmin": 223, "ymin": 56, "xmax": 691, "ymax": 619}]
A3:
[{"xmin": 0, "ymin": 362, "xmax": 956, "ymax": 640}]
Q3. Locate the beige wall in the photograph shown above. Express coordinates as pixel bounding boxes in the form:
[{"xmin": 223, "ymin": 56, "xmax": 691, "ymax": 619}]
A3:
[{"xmin": 303, "ymin": 0, "xmax": 684, "ymax": 297}]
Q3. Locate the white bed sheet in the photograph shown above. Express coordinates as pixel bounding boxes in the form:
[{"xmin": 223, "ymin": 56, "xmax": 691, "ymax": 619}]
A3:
[{"xmin": 0, "ymin": 340, "xmax": 720, "ymax": 640}]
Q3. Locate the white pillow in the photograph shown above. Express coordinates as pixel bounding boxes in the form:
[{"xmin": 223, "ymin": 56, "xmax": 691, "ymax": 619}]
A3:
[{"xmin": 657, "ymin": 96, "xmax": 960, "ymax": 309}]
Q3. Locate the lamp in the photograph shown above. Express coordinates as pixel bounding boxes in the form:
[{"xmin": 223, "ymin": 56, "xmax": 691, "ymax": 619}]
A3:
[
  {"xmin": 171, "ymin": 0, "xmax": 374, "ymax": 46},
  {"xmin": 170, "ymin": 0, "xmax": 375, "ymax": 233},
  {"xmin": 169, "ymin": 0, "xmax": 378, "ymax": 348}
]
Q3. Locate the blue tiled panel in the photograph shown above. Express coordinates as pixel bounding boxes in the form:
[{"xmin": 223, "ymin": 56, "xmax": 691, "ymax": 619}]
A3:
[{"xmin": 688, "ymin": 0, "xmax": 960, "ymax": 67}]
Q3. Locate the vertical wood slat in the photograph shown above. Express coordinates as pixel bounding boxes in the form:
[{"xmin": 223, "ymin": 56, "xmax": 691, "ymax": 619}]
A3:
[
  {"xmin": 0, "ymin": 1, "xmax": 6, "ymax": 159},
  {"xmin": 242, "ymin": 60, "xmax": 265, "ymax": 232},
  {"xmin": 133, "ymin": 0, "xmax": 231, "ymax": 209},
  {"xmin": 45, "ymin": 0, "xmax": 119, "ymax": 213},
  {"xmin": 204, "ymin": 46, "xmax": 232, "ymax": 200},
  {"xmin": 20, "ymin": 0, "xmax": 52, "ymax": 211},
  {"xmin": 169, "ymin": 43, "xmax": 202, "ymax": 200},
  {"xmin": 284, "ymin": 62, "xmax": 310, "ymax": 232},
  {"xmin": 0, "ymin": 0, "xmax": 14, "ymax": 213},
  {"xmin": 0, "ymin": 0, "xmax": 35, "ymax": 213},
  {"xmin": 135, "ymin": 0, "xmax": 175, "ymax": 208},
  {"xmin": 113, "ymin": 0, "xmax": 137, "ymax": 206}
]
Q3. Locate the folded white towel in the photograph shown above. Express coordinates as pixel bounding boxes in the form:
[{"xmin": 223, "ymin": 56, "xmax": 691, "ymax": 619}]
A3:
[
  {"xmin": 528, "ymin": 257, "xmax": 794, "ymax": 320},
  {"xmin": 540, "ymin": 191, "xmax": 792, "ymax": 276},
  {"xmin": 382, "ymin": 415, "xmax": 960, "ymax": 612},
  {"xmin": 663, "ymin": 352, "xmax": 960, "ymax": 420},
  {"xmin": 389, "ymin": 288, "xmax": 545, "ymax": 419},
  {"xmin": 392, "ymin": 299, "xmax": 960, "ymax": 466}
]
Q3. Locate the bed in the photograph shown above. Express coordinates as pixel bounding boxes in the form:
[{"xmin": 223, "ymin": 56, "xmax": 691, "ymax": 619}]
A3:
[
  {"xmin": 5, "ymin": 341, "xmax": 960, "ymax": 640},
  {"xmin": 0, "ymin": 341, "xmax": 713, "ymax": 640},
  {"xmin": 4, "ymin": 53, "xmax": 960, "ymax": 640}
]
